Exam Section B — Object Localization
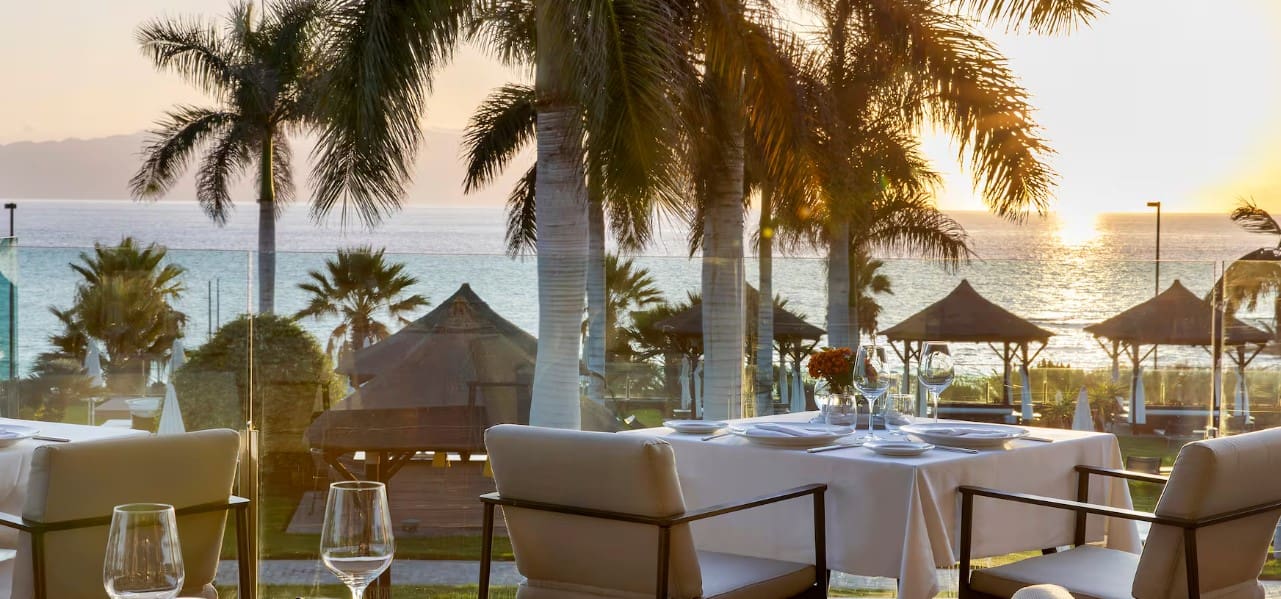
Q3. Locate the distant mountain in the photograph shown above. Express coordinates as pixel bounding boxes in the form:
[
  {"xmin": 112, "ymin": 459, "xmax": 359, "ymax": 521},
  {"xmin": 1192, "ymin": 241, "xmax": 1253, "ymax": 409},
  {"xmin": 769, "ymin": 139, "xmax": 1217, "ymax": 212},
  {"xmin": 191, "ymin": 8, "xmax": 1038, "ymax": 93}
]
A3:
[{"xmin": 0, "ymin": 128, "xmax": 526, "ymax": 205}]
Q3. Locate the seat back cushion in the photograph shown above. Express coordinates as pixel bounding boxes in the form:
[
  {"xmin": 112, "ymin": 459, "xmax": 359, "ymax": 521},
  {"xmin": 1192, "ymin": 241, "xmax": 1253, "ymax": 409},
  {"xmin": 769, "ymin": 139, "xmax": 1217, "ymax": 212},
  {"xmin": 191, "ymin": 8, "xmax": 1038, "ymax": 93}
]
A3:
[
  {"xmin": 485, "ymin": 424, "xmax": 701, "ymax": 599},
  {"xmin": 12, "ymin": 429, "xmax": 240, "ymax": 599},
  {"xmin": 1133, "ymin": 427, "xmax": 1281, "ymax": 599}
]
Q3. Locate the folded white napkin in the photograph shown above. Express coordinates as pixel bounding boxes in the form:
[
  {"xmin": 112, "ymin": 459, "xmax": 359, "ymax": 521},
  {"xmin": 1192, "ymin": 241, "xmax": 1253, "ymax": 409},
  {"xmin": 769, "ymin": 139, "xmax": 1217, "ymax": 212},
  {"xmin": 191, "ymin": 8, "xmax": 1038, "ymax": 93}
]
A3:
[
  {"xmin": 749, "ymin": 423, "xmax": 825, "ymax": 437},
  {"xmin": 930, "ymin": 427, "xmax": 1011, "ymax": 438}
]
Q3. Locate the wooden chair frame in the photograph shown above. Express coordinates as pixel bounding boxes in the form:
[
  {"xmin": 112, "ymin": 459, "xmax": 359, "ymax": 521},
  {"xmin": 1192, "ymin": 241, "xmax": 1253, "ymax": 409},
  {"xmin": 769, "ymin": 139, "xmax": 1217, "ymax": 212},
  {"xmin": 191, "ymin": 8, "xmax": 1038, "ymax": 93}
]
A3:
[
  {"xmin": 958, "ymin": 465, "xmax": 1281, "ymax": 599},
  {"xmin": 477, "ymin": 483, "xmax": 828, "ymax": 599},
  {"xmin": 0, "ymin": 495, "xmax": 253, "ymax": 599}
]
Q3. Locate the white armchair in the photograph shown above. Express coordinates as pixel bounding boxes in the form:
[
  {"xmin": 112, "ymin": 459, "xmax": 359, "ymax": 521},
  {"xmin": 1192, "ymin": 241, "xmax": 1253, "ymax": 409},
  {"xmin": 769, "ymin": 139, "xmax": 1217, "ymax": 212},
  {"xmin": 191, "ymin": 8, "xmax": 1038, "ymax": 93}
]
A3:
[
  {"xmin": 958, "ymin": 427, "xmax": 1281, "ymax": 599},
  {"xmin": 478, "ymin": 424, "xmax": 827, "ymax": 599},
  {"xmin": 1, "ymin": 429, "xmax": 250, "ymax": 599}
]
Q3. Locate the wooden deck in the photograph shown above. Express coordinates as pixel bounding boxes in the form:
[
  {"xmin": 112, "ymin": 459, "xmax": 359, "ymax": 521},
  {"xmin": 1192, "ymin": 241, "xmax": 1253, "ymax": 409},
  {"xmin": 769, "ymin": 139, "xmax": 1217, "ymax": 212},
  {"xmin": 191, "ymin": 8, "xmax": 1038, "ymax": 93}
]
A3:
[{"xmin": 287, "ymin": 458, "xmax": 507, "ymax": 537}]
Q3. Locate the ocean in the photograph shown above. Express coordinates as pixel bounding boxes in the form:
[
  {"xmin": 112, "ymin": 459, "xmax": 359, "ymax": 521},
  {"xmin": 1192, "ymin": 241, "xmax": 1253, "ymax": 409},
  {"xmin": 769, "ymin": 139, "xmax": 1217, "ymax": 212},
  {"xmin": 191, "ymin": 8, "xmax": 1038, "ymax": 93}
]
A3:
[{"xmin": 6, "ymin": 199, "xmax": 1275, "ymax": 376}]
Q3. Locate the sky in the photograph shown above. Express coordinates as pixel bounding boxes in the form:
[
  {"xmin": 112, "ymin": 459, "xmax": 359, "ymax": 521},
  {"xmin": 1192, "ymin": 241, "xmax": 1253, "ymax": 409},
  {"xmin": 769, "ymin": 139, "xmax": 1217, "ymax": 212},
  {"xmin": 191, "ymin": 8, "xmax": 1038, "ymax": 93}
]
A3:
[{"xmin": 1, "ymin": 1, "xmax": 1279, "ymax": 217}]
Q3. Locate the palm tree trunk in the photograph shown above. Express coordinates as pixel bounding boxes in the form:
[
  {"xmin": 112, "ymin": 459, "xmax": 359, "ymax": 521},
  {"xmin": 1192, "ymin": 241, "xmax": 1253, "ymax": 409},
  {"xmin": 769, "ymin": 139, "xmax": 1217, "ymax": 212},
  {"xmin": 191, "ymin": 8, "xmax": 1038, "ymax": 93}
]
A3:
[
  {"xmin": 827, "ymin": 217, "xmax": 852, "ymax": 349},
  {"xmin": 702, "ymin": 122, "xmax": 746, "ymax": 422},
  {"xmin": 584, "ymin": 193, "xmax": 607, "ymax": 406},
  {"xmin": 257, "ymin": 136, "xmax": 276, "ymax": 315},
  {"xmin": 528, "ymin": 13, "xmax": 588, "ymax": 428},
  {"xmin": 754, "ymin": 188, "xmax": 774, "ymax": 417}
]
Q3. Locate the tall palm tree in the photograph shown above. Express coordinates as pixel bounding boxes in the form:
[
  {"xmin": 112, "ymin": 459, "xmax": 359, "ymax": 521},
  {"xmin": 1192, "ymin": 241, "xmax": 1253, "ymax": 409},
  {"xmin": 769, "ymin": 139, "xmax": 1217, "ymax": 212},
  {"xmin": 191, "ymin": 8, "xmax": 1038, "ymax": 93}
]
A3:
[
  {"xmin": 800, "ymin": 0, "xmax": 1094, "ymax": 349},
  {"xmin": 130, "ymin": 0, "xmax": 331, "ymax": 314},
  {"xmin": 849, "ymin": 250, "xmax": 891, "ymax": 336},
  {"xmin": 48, "ymin": 238, "xmax": 187, "ymax": 392},
  {"xmin": 294, "ymin": 246, "xmax": 431, "ymax": 358},
  {"xmin": 683, "ymin": 1, "xmax": 820, "ymax": 421},
  {"xmin": 462, "ymin": 0, "xmax": 689, "ymax": 423}
]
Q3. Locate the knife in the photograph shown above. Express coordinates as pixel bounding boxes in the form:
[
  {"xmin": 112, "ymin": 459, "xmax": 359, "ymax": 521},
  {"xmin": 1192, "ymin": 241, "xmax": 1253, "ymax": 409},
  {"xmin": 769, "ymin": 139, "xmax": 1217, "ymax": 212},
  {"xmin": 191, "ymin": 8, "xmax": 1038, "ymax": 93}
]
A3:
[
  {"xmin": 702, "ymin": 431, "xmax": 733, "ymax": 441},
  {"xmin": 807, "ymin": 443, "xmax": 862, "ymax": 453},
  {"xmin": 932, "ymin": 445, "xmax": 979, "ymax": 454}
]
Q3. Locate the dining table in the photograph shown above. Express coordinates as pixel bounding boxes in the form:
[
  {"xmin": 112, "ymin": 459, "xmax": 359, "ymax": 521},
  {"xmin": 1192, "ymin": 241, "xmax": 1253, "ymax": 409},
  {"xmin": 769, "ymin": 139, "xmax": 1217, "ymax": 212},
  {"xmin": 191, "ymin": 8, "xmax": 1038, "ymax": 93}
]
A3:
[
  {"xmin": 0, "ymin": 418, "xmax": 147, "ymax": 551},
  {"xmin": 630, "ymin": 413, "xmax": 1140, "ymax": 599}
]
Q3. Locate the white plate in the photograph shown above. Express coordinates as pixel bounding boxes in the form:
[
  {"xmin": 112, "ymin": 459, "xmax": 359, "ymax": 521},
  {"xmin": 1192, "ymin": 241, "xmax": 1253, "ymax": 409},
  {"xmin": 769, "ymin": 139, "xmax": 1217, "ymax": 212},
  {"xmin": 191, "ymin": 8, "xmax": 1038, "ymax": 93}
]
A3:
[
  {"xmin": 862, "ymin": 439, "xmax": 934, "ymax": 457},
  {"xmin": 664, "ymin": 420, "xmax": 727, "ymax": 434},
  {"xmin": 0, "ymin": 425, "xmax": 38, "ymax": 448},
  {"xmin": 731, "ymin": 423, "xmax": 853, "ymax": 448},
  {"xmin": 899, "ymin": 423, "xmax": 1028, "ymax": 448}
]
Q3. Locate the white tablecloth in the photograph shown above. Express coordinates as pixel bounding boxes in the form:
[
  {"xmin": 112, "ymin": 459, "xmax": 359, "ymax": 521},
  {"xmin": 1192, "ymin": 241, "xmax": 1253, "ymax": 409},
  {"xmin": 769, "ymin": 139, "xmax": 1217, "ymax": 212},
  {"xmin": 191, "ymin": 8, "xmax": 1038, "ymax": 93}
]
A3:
[
  {"xmin": 632, "ymin": 413, "xmax": 1140, "ymax": 599},
  {"xmin": 0, "ymin": 418, "xmax": 146, "ymax": 549}
]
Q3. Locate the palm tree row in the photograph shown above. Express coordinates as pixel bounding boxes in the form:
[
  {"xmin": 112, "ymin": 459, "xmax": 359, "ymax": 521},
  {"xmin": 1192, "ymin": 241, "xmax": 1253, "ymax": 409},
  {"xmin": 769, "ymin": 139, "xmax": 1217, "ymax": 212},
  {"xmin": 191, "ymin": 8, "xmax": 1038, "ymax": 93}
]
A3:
[{"xmin": 135, "ymin": 0, "xmax": 1106, "ymax": 428}]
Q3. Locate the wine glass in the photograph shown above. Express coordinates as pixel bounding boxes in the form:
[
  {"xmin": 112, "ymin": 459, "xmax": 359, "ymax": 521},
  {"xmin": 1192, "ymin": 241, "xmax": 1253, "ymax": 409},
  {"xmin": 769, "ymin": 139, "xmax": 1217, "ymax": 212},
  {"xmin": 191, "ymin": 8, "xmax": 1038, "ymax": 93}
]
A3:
[
  {"xmin": 321, "ymin": 480, "xmax": 395, "ymax": 599},
  {"xmin": 103, "ymin": 503, "xmax": 184, "ymax": 599},
  {"xmin": 918, "ymin": 342, "xmax": 955, "ymax": 423},
  {"xmin": 853, "ymin": 344, "xmax": 893, "ymax": 440}
]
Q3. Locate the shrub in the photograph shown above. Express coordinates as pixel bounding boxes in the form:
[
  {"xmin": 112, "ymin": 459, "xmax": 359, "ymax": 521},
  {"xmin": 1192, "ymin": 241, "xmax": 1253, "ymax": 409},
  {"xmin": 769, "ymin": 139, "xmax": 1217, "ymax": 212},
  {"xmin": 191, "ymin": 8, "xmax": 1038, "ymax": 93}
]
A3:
[{"xmin": 175, "ymin": 314, "xmax": 341, "ymax": 489}]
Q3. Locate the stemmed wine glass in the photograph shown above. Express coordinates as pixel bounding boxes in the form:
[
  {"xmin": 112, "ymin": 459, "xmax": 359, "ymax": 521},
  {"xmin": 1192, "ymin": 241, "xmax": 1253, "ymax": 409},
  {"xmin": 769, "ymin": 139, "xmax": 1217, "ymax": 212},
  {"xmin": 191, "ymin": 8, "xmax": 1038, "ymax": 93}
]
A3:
[
  {"xmin": 918, "ymin": 342, "xmax": 955, "ymax": 423},
  {"xmin": 103, "ymin": 503, "xmax": 184, "ymax": 599},
  {"xmin": 853, "ymin": 344, "xmax": 893, "ymax": 440},
  {"xmin": 321, "ymin": 481, "xmax": 395, "ymax": 599}
]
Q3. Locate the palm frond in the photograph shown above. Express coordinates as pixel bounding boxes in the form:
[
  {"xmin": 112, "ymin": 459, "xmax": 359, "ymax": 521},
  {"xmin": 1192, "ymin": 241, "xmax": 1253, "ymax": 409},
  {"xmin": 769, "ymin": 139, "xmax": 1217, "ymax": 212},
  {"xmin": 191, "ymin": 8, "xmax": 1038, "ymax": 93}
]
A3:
[
  {"xmin": 194, "ymin": 124, "xmax": 252, "ymax": 225},
  {"xmin": 856, "ymin": 1, "xmax": 1058, "ymax": 220},
  {"xmin": 268, "ymin": 134, "xmax": 295, "ymax": 211},
  {"xmin": 468, "ymin": 0, "xmax": 536, "ymax": 67},
  {"xmin": 947, "ymin": 0, "xmax": 1105, "ymax": 34},
  {"xmin": 504, "ymin": 165, "xmax": 538, "ymax": 257},
  {"xmin": 311, "ymin": 0, "xmax": 470, "ymax": 228},
  {"xmin": 1230, "ymin": 197, "xmax": 1281, "ymax": 241},
  {"xmin": 137, "ymin": 17, "xmax": 238, "ymax": 94},
  {"xmin": 462, "ymin": 83, "xmax": 536, "ymax": 193},
  {"xmin": 131, "ymin": 107, "xmax": 237, "ymax": 201}
]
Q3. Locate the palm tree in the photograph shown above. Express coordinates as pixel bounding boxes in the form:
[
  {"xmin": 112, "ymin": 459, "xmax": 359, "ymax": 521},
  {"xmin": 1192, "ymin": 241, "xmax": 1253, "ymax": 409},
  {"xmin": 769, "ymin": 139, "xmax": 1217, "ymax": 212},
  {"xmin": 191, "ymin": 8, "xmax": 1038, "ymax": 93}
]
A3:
[
  {"xmin": 47, "ymin": 238, "xmax": 187, "ymax": 393},
  {"xmin": 849, "ymin": 250, "xmax": 891, "ymax": 336},
  {"xmin": 602, "ymin": 254, "xmax": 665, "ymax": 356},
  {"xmin": 130, "ymin": 0, "xmax": 327, "ymax": 315},
  {"xmin": 294, "ymin": 246, "xmax": 431, "ymax": 358},
  {"xmin": 1221, "ymin": 198, "xmax": 1281, "ymax": 344},
  {"xmin": 800, "ymin": 0, "xmax": 1092, "ymax": 350},
  {"xmin": 461, "ymin": 0, "xmax": 689, "ymax": 423}
]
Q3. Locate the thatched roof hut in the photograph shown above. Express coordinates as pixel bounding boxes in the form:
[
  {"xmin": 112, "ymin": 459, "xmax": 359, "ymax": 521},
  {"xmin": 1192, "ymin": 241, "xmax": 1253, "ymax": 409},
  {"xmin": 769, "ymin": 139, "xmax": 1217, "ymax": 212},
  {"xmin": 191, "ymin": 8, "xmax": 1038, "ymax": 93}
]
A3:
[
  {"xmin": 1085, "ymin": 279, "xmax": 1269, "ymax": 424},
  {"xmin": 1085, "ymin": 280, "xmax": 1269, "ymax": 347},
  {"xmin": 338, "ymin": 283, "xmax": 537, "ymax": 379},
  {"xmin": 309, "ymin": 284, "xmax": 616, "ymax": 472},
  {"xmin": 881, "ymin": 280, "xmax": 1052, "ymax": 344},
  {"xmin": 880, "ymin": 280, "xmax": 1052, "ymax": 409}
]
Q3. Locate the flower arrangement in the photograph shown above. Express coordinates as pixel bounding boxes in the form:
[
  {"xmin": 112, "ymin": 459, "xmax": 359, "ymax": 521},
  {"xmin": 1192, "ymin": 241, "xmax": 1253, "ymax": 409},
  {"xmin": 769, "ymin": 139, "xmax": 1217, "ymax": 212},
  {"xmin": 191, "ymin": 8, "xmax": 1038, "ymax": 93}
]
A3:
[{"xmin": 807, "ymin": 347, "xmax": 854, "ymax": 394}]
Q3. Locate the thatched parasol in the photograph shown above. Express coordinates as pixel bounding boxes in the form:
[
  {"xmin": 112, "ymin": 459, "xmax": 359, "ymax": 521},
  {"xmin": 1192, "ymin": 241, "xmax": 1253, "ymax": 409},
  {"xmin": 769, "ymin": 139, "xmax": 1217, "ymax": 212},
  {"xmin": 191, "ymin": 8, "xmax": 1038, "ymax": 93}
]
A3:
[
  {"xmin": 881, "ymin": 279, "xmax": 1052, "ymax": 411},
  {"xmin": 338, "ymin": 283, "xmax": 537, "ymax": 379},
  {"xmin": 1085, "ymin": 279, "xmax": 1270, "ymax": 424}
]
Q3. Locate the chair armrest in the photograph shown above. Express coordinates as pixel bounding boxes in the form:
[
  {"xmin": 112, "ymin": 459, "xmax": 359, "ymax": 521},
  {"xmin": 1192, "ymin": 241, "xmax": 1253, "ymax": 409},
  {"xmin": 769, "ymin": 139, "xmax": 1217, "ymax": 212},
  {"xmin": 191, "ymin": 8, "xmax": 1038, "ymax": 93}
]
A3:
[
  {"xmin": 959, "ymin": 486, "xmax": 1177, "ymax": 525},
  {"xmin": 0, "ymin": 496, "xmax": 252, "ymax": 534},
  {"xmin": 669, "ymin": 484, "xmax": 826, "ymax": 525},
  {"xmin": 0, "ymin": 511, "xmax": 35, "ymax": 532},
  {"xmin": 480, "ymin": 484, "xmax": 827, "ymax": 527},
  {"xmin": 1075, "ymin": 465, "xmax": 1168, "ymax": 485}
]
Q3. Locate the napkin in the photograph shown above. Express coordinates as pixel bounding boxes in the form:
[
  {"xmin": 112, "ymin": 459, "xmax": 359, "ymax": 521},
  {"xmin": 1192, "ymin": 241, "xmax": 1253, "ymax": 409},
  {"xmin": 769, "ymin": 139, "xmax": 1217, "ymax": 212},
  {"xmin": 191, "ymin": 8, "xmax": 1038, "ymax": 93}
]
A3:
[
  {"xmin": 929, "ymin": 427, "xmax": 1012, "ymax": 438},
  {"xmin": 748, "ymin": 423, "xmax": 827, "ymax": 437}
]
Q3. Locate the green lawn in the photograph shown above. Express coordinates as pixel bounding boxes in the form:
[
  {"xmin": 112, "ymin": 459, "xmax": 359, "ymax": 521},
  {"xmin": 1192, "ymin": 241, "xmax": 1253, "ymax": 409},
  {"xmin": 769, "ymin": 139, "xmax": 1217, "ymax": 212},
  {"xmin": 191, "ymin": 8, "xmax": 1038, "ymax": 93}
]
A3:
[{"xmin": 250, "ymin": 492, "xmax": 513, "ymax": 561}]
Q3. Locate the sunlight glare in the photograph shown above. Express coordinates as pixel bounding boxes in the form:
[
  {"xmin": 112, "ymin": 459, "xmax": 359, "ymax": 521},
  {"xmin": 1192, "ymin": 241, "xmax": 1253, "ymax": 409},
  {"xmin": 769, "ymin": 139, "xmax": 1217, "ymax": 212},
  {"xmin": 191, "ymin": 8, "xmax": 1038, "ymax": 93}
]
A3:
[{"xmin": 1055, "ymin": 211, "xmax": 1101, "ymax": 247}]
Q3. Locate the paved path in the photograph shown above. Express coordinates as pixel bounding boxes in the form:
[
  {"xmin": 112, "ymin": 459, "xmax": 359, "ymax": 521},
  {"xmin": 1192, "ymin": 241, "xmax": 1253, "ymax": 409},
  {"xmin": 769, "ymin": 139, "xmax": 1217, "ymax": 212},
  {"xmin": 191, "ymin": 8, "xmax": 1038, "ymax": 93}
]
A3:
[
  {"xmin": 221, "ymin": 560, "xmax": 1281, "ymax": 595},
  {"xmin": 219, "ymin": 560, "xmax": 934, "ymax": 592}
]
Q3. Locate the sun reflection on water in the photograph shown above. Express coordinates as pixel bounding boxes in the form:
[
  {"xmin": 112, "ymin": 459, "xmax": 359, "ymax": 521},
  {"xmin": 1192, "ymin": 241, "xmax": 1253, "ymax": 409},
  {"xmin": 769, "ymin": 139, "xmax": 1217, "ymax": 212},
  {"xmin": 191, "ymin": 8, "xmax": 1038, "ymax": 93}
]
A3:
[{"xmin": 1054, "ymin": 211, "xmax": 1102, "ymax": 249}]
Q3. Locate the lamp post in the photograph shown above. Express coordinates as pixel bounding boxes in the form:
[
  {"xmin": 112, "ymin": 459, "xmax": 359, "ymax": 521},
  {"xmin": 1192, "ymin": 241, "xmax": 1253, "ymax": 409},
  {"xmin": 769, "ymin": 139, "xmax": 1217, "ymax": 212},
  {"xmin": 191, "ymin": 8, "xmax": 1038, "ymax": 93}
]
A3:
[
  {"xmin": 2, "ymin": 203, "xmax": 14, "ymax": 418},
  {"xmin": 1147, "ymin": 201, "xmax": 1161, "ymax": 372}
]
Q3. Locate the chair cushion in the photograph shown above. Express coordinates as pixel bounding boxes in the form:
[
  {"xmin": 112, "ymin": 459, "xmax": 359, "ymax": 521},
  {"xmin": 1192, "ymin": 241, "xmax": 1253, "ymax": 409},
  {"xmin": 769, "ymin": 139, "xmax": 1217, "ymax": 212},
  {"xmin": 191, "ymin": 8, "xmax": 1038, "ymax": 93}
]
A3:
[
  {"xmin": 699, "ymin": 551, "xmax": 815, "ymax": 599},
  {"xmin": 1011, "ymin": 585, "xmax": 1077, "ymax": 599},
  {"xmin": 513, "ymin": 552, "xmax": 815, "ymax": 599},
  {"xmin": 1134, "ymin": 428, "xmax": 1281, "ymax": 599},
  {"xmin": 969, "ymin": 546, "xmax": 1138, "ymax": 599}
]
